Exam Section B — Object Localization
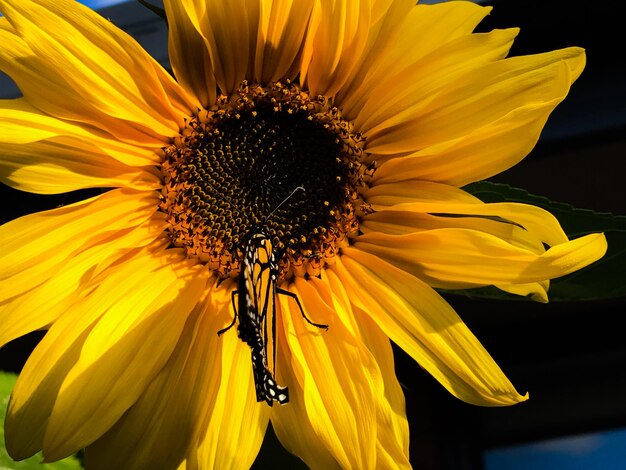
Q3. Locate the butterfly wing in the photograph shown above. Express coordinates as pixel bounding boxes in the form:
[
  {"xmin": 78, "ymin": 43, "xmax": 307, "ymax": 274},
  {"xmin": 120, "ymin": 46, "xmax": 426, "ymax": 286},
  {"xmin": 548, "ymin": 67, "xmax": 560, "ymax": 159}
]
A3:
[{"xmin": 237, "ymin": 233, "xmax": 289, "ymax": 406}]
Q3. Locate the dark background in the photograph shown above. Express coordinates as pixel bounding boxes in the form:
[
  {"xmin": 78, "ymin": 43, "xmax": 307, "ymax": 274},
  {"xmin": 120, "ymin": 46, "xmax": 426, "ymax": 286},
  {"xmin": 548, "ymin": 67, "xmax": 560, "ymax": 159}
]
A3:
[{"xmin": 1, "ymin": 1, "xmax": 625, "ymax": 469}]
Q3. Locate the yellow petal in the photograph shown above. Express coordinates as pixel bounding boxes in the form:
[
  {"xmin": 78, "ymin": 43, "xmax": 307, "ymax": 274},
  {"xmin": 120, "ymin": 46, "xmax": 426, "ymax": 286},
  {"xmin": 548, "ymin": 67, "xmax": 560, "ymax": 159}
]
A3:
[
  {"xmin": 190, "ymin": 280, "xmax": 270, "ymax": 470},
  {"xmin": 40, "ymin": 253, "xmax": 208, "ymax": 461},
  {"xmin": 0, "ymin": 140, "xmax": 159, "ymax": 194},
  {"xmin": 497, "ymin": 281, "xmax": 550, "ymax": 303},
  {"xmin": 177, "ymin": 0, "xmax": 259, "ymax": 95},
  {"xmin": 270, "ymin": 276, "xmax": 351, "ymax": 469},
  {"xmin": 369, "ymin": 0, "xmax": 395, "ymax": 24},
  {"xmin": 362, "ymin": 181, "xmax": 550, "ymax": 257},
  {"xmin": 0, "ymin": 189, "xmax": 160, "ymax": 301},
  {"xmin": 0, "ymin": 99, "xmax": 162, "ymax": 167},
  {"xmin": 370, "ymin": 99, "xmax": 569, "ymax": 186},
  {"xmin": 5, "ymin": 314, "xmax": 91, "ymax": 460},
  {"xmin": 301, "ymin": 0, "xmax": 372, "ymax": 98},
  {"xmin": 366, "ymin": 180, "xmax": 480, "ymax": 204},
  {"xmin": 361, "ymin": 210, "xmax": 547, "ymax": 265},
  {"xmin": 324, "ymin": 269, "xmax": 410, "ymax": 468},
  {"xmin": 0, "ymin": 99, "xmax": 160, "ymax": 193},
  {"xmin": 0, "ymin": 190, "xmax": 161, "ymax": 300},
  {"xmin": 274, "ymin": 275, "xmax": 380, "ymax": 469},
  {"xmin": 354, "ymin": 26, "xmax": 516, "ymax": 133},
  {"xmin": 4, "ymin": 248, "xmax": 186, "ymax": 459},
  {"xmin": 354, "ymin": 229, "xmax": 607, "ymax": 290},
  {"xmin": 164, "ymin": 0, "xmax": 217, "ymax": 107},
  {"xmin": 0, "ymin": 0, "xmax": 196, "ymax": 143},
  {"xmin": 84, "ymin": 279, "xmax": 230, "ymax": 470},
  {"xmin": 0, "ymin": 215, "xmax": 164, "ymax": 348},
  {"xmin": 366, "ymin": 181, "xmax": 570, "ymax": 247},
  {"xmin": 255, "ymin": 0, "xmax": 315, "ymax": 84},
  {"xmin": 335, "ymin": 0, "xmax": 409, "ymax": 115},
  {"xmin": 339, "ymin": 1, "xmax": 491, "ymax": 117},
  {"xmin": 336, "ymin": 251, "xmax": 527, "ymax": 406},
  {"xmin": 270, "ymin": 345, "xmax": 342, "ymax": 470},
  {"xmin": 366, "ymin": 48, "xmax": 584, "ymax": 159},
  {"xmin": 364, "ymin": 220, "xmax": 552, "ymax": 302}
]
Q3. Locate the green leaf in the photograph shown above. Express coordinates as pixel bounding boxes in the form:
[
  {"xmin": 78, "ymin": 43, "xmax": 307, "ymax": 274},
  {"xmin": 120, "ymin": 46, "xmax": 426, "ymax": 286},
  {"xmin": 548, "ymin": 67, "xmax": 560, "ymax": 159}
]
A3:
[
  {"xmin": 441, "ymin": 181, "xmax": 626, "ymax": 301},
  {"xmin": 1, "ymin": 371, "xmax": 83, "ymax": 469}
]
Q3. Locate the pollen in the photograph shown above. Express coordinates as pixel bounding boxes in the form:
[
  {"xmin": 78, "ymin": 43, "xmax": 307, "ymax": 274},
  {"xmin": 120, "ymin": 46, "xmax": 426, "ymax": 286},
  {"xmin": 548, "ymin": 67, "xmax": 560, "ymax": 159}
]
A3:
[{"xmin": 159, "ymin": 80, "xmax": 374, "ymax": 279}]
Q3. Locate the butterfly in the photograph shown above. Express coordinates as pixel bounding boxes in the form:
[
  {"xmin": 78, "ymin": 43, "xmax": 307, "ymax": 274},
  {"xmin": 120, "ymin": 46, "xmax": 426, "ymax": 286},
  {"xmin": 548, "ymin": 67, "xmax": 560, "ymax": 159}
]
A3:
[{"xmin": 218, "ymin": 188, "xmax": 328, "ymax": 406}]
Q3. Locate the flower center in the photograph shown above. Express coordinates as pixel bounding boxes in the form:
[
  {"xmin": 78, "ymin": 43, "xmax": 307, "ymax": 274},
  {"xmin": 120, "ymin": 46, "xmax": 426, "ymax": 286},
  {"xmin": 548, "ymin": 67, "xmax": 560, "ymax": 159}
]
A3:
[{"xmin": 160, "ymin": 80, "xmax": 373, "ymax": 279}]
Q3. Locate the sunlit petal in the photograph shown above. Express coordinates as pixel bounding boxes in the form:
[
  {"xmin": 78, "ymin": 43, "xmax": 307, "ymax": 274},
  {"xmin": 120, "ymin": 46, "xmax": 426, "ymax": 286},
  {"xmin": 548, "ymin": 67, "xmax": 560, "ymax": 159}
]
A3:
[
  {"xmin": 355, "ymin": 229, "xmax": 607, "ymax": 290},
  {"xmin": 0, "ymin": 0, "xmax": 196, "ymax": 143},
  {"xmin": 301, "ymin": 0, "xmax": 372, "ymax": 97},
  {"xmin": 336, "ymin": 252, "xmax": 527, "ymax": 406},
  {"xmin": 0, "ymin": 189, "xmax": 160, "ymax": 302},
  {"xmin": 164, "ymin": 0, "xmax": 217, "ymax": 108},
  {"xmin": 41, "ymin": 253, "xmax": 208, "ymax": 461},
  {"xmin": 84, "ymin": 279, "xmax": 231, "ymax": 470}
]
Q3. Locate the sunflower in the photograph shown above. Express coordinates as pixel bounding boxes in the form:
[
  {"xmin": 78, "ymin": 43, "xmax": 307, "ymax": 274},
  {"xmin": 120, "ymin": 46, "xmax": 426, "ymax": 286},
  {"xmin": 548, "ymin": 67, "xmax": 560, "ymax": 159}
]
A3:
[{"xmin": 0, "ymin": 0, "xmax": 607, "ymax": 468}]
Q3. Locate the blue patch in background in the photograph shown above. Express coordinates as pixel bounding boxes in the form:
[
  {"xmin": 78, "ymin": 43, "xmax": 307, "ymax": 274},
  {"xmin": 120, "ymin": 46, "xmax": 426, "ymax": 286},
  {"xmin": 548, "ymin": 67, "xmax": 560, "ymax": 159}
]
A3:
[
  {"xmin": 485, "ymin": 428, "xmax": 626, "ymax": 470},
  {"xmin": 79, "ymin": 0, "xmax": 128, "ymax": 8}
]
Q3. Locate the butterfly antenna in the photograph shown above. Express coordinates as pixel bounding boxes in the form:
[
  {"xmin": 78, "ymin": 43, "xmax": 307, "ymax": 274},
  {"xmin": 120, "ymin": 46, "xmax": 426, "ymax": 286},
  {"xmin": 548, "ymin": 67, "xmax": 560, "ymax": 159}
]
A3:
[{"xmin": 267, "ymin": 186, "xmax": 305, "ymax": 220}]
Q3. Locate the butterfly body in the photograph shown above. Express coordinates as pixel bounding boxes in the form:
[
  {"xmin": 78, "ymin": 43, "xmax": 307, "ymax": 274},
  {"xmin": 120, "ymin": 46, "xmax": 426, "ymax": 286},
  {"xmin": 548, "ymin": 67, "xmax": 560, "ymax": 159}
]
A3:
[{"xmin": 236, "ymin": 232, "xmax": 289, "ymax": 406}]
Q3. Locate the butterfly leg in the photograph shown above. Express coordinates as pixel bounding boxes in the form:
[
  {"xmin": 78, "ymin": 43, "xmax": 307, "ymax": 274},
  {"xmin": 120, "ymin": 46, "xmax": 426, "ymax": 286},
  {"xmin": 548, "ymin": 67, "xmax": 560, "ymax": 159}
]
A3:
[
  {"xmin": 217, "ymin": 290, "xmax": 239, "ymax": 336},
  {"xmin": 276, "ymin": 287, "xmax": 328, "ymax": 330}
]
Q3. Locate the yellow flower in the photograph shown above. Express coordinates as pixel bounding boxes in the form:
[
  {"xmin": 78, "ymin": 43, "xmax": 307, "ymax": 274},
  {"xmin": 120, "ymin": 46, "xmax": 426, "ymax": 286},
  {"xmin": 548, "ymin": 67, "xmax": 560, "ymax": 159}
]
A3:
[{"xmin": 0, "ymin": 0, "xmax": 607, "ymax": 468}]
